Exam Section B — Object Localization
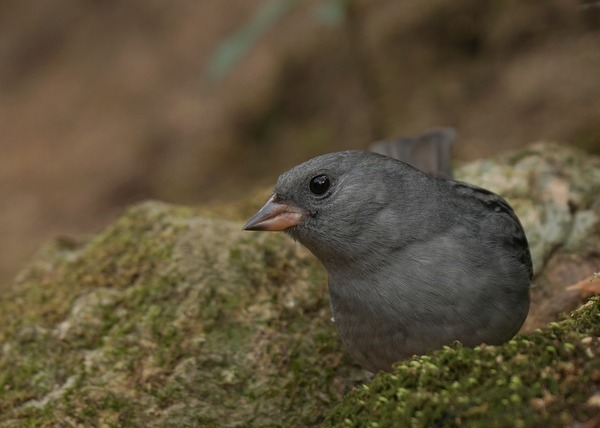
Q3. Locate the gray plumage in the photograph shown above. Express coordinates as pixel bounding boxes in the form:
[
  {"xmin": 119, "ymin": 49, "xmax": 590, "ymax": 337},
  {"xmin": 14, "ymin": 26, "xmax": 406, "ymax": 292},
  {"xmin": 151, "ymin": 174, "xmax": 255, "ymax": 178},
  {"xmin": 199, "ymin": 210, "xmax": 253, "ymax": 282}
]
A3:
[{"xmin": 244, "ymin": 150, "xmax": 531, "ymax": 372}]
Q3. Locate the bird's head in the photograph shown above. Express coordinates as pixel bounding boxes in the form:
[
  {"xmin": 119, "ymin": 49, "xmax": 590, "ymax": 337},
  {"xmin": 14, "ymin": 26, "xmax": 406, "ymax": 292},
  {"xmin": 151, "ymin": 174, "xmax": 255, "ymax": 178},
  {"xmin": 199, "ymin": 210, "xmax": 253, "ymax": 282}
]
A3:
[{"xmin": 244, "ymin": 151, "xmax": 429, "ymax": 269}]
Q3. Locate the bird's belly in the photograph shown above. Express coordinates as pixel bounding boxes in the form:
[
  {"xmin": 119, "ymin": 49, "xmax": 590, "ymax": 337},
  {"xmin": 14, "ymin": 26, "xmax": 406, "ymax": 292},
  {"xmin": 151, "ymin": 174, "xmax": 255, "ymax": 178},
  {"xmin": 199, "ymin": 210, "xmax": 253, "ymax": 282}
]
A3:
[
  {"xmin": 330, "ymin": 282, "xmax": 528, "ymax": 372},
  {"xmin": 332, "ymin": 308, "xmax": 425, "ymax": 372}
]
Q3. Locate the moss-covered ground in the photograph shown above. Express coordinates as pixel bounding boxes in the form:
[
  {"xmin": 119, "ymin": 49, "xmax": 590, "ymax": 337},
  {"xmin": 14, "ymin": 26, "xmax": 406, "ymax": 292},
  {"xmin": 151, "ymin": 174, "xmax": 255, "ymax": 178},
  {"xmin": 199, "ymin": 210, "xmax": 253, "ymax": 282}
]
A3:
[{"xmin": 0, "ymin": 202, "xmax": 362, "ymax": 426}]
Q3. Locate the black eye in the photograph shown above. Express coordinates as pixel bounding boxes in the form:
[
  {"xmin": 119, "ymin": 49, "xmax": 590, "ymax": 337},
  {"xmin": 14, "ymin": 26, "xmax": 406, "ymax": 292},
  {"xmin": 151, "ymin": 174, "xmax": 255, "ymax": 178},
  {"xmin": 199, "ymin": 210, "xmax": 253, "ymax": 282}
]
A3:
[{"xmin": 309, "ymin": 175, "xmax": 330, "ymax": 195}]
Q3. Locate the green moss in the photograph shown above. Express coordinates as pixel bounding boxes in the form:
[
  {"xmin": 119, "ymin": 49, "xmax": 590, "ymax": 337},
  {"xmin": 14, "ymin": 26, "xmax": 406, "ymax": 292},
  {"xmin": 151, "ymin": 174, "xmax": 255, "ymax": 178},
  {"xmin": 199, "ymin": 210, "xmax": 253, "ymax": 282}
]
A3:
[
  {"xmin": 0, "ymin": 203, "xmax": 199, "ymax": 422},
  {"xmin": 322, "ymin": 297, "xmax": 600, "ymax": 428},
  {"xmin": 0, "ymin": 201, "xmax": 357, "ymax": 426}
]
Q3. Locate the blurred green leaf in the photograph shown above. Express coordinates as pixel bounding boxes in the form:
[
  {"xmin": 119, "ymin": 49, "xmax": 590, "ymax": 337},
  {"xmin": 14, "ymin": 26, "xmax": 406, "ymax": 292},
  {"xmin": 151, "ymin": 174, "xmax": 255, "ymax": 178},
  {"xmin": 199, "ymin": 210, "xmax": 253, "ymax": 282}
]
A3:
[
  {"xmin": 205, "ymin": 0, "xmax": 299, "ymax": 82},
  {"xmin": 315, "ymin": 0, "xmax": 350, "ymax": 26}
]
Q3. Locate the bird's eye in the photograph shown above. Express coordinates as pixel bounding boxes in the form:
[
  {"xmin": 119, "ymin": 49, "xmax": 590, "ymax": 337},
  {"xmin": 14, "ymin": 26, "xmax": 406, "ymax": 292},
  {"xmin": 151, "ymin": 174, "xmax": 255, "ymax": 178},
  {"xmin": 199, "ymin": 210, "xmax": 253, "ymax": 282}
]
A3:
[{"xmin": 309, "ymin": 175, "xmax": 330, "ymax": 195}]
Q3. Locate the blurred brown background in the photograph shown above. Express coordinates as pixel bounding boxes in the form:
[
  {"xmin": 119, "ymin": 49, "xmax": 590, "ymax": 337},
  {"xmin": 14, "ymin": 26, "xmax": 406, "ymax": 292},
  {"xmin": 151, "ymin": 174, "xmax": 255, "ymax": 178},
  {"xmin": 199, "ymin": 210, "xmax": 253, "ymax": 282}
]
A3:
[{"xmin": 1, "ymin": 0, "xmax": 599, "ymax": 288}]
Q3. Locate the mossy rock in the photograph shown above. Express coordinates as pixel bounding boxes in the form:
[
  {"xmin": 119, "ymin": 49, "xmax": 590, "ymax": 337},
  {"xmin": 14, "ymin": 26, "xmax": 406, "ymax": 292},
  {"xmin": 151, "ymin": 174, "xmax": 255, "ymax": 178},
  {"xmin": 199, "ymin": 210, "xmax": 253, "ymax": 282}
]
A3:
[
  {"xmin": 0, "ymin": 203, "xmax": 363, "ymax": 426},
  {"xmin": 0, "ymin": 143, "xmax": 599, "ymax": 427}
]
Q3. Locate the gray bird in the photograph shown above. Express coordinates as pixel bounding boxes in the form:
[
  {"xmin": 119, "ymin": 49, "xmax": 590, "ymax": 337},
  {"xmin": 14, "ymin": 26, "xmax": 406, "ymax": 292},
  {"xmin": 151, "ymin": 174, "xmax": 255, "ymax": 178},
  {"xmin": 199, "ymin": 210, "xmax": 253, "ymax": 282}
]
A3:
[{"xmin": 243, "ymin": 151, "xmax": 532, "ymax": 372}]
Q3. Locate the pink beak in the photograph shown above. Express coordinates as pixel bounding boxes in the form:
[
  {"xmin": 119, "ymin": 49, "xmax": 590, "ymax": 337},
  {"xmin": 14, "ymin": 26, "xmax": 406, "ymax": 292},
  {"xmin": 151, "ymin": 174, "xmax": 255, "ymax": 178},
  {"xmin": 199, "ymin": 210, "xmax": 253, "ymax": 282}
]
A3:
[{"xmin": 243, "ymin": 195, "xmax": 308, "ymax": 231}]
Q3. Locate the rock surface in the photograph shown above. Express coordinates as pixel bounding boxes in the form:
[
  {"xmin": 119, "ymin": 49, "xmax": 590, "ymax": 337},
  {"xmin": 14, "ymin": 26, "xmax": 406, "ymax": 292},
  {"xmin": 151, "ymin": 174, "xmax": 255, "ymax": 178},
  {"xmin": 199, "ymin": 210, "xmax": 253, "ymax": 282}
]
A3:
[{"xmin": 0, "ymin": 143, "xmax": 599, "ymax": 426}]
